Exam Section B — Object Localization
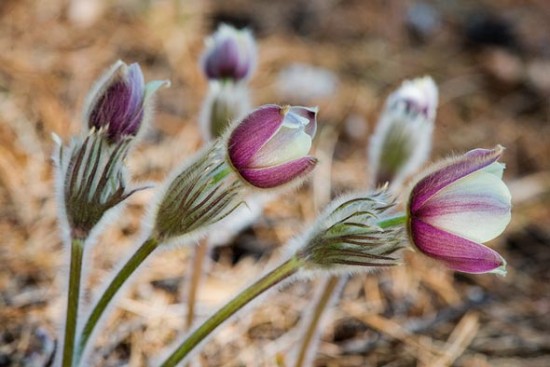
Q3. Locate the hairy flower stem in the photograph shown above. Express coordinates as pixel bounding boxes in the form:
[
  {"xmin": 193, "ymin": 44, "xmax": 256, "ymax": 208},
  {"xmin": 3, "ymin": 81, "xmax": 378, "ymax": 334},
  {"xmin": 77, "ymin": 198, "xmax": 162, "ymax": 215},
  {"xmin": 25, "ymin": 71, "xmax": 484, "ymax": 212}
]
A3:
[
  {"xmin": 75, "ymin": 236, "xmax": 159, "ymax": 364},
  {"xmin": 160, "ymin": 256, "xmax": 304, "ymax": 366},
  {"xmin": 185, "ymin": 240, "xmax": 209, "ymax": 329},
  {"xmin": 61, "ymin": 237, "xmax": 85, "ymax": 367},
  {"xmin": 293, "ymin": 213, "xmax": 406, "ymax": 367}
]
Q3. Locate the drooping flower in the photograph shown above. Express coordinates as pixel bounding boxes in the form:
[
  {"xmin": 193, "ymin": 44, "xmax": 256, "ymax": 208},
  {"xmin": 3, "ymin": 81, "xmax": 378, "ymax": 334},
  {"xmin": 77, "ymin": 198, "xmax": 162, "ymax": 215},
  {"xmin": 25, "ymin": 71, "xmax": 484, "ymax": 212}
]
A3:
[
  {"xmin": 407, "ymin": 146, "xmax": 511, "ymax": 274},
  {"xmin": 201, "ymin": 24, "xmax": 256, "ymax": 82},
  {"xmin": 84, "ymin": 60, "xmax": 169, "ymax": 144},
  {"xmin": 369, "ymin": 76, "xmax": 438, "ymax": 189},
  {"xmin": 227, "ymin": 104, "xmax": 318, "ymax": 189}
]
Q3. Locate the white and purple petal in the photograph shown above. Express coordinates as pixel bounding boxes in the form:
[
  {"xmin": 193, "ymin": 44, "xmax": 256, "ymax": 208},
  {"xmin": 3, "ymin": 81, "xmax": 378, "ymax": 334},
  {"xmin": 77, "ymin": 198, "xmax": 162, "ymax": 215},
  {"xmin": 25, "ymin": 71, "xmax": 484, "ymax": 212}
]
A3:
[
  {"xmin": 410, "ymin": 146, "xmax": 504, "ymax": 213},
  {"xmin": 249, "ymin": 107, "xmax": 317, "ymax": 168},
  {"xmin": 410, "ymin": 219, "xmax": 507, "ymax": 274},
  {"xmin": 416, "ymin": 168, "xmax": 511, "ymax": 243}
]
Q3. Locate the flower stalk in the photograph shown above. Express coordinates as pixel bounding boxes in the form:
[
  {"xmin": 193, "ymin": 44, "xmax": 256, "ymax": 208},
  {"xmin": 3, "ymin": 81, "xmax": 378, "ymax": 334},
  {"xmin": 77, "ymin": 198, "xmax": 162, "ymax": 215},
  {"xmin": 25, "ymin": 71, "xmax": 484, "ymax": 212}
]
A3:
[
  {"xmin": 75, "ymin": 236, "xmax": 159, "ymax": 363},
  {"xmin": 160, "ymin": 256, "xmax": 304, "ymax": 366},
  {"xmin": 160, "ymin": 191, "xmax": 406, "ymax": 365},
  {"xmin": 61, "ymin": 237, "xmax": 85, "ymax": 367}
]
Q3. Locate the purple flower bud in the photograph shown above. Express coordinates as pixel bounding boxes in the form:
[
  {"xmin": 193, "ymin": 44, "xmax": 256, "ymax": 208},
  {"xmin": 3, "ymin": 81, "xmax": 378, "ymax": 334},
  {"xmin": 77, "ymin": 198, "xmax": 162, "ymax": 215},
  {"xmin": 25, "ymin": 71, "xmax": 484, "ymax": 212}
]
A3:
[
  {"xmin": 407, "ymin": 146, "xmax": 511, "ymax": 274},
  {"xmin": 227, "ymin": 105, "xmax": 318, "ymax": 189},
  {"xmin": 84, "ymin": 61, "xmax": 168, "ymax": 144},
  {"xmin": 201, "ymin": 24, "xmax": 256, "ymax": 81}
]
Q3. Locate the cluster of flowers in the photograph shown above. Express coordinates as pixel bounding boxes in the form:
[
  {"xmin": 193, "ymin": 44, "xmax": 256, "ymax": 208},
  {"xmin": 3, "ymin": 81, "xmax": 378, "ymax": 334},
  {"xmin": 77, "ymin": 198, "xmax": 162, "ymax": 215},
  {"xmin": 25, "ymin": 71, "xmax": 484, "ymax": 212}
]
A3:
[{"xmin": 53, "ymin": 24, "xmax": 511, "ymax": 367}]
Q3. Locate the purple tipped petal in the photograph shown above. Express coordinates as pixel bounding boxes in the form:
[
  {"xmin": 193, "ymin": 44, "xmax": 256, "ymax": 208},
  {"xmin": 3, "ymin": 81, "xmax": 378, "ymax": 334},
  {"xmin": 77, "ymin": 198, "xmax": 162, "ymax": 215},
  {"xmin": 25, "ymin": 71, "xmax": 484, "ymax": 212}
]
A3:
[
  {"xmin": 410, "ymin": 218, "xmax": 506, "ymax": 274},
  {"xmin": 238, "ymin": 156, "xmax": 317, "ymax": 188},
  {"xmin": 228, "ymin": 105, "xmax": 283, "ymax": 169},
  {"xmin": 410, "ymin": 146, "xmax": 503, "ymax": 213}
]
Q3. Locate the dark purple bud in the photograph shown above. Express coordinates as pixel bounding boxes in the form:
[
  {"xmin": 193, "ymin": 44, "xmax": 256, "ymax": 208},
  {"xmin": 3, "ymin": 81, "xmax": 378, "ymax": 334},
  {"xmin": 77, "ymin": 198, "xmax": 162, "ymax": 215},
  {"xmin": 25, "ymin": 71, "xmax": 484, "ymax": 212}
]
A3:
[
  {"xmin": 85, "ymin": 61, "xmax": 168, "ymax": 144},
  {"xmin": 201, "ymin": 24, "xmax": 256, "ymax": 81}
]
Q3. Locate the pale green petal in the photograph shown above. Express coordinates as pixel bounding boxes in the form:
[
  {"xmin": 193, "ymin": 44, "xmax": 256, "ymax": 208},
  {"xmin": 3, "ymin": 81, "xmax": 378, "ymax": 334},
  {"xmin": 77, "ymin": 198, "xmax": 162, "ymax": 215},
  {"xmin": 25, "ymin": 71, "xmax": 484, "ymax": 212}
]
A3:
[
  {"xmin": 282, "ymin": 110, "xmax": 310, "ymax": 129},
  {"xmin": 144, "ymin": 80, "xmax": 171, "ymax": 100},
  {"xmin": 481, "ymin": 161, "xmax": 505, "ymax": 178},
  {"xmin": 251, "ymin": 126, "xmax": 312, "ymax": 167}
]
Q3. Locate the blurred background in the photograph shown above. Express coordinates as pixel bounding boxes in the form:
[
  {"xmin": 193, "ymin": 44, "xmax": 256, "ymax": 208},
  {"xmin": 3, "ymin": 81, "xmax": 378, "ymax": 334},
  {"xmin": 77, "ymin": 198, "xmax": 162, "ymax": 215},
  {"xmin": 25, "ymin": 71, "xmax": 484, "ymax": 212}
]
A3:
[{"xmin": 0, "ymin": 0, "xmax": 549, "ymax": 366}]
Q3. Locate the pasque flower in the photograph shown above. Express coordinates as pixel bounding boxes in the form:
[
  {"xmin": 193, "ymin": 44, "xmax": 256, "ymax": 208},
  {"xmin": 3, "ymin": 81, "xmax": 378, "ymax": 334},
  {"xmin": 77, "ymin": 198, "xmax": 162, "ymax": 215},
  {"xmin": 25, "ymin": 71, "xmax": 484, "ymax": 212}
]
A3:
[
  {"xmin": 369, "ymin": 76, "xmax": 438, "ymax": 188},
  {"xmin": 227, "ymin": 104, "xmax": 318, "ymax": 189},
  {"xmin": 84, "ymin": 60, "xmax": 168, "ymax": 143},
  {"xmin": 201, "ymin": 24, "xmax": 256, "ymax": 81},
  {"xmin": 407, "ymin": 146, "xmax": 511, "ymax": 274}
]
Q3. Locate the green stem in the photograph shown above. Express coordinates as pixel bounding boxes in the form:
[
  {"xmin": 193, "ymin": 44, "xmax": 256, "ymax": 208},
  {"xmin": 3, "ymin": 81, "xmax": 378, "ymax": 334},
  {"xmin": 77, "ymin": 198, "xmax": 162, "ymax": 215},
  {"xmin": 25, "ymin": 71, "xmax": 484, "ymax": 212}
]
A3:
[
  {"xmin": 377, "ymin": 213, "xmax": 407, "ymax": 229},
  {"xmin": 62, "ymin": 237, "xmax": 85, "ymax": 367},
  {"xmin": 75, "ymin": 236, "xmax": 159, "ymax": 364},
  {"xmin": 293, "ymin": 275, "xmax": 342, "ymax": 367},
  {"xmin": 160, "ymin": 256, "xmax": 304, "ymax": 367}
]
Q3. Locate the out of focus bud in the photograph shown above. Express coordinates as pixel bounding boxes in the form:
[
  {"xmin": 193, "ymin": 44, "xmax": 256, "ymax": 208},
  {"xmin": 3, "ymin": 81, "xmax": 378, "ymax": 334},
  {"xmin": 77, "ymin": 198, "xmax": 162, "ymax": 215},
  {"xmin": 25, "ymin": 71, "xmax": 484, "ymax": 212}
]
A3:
[
  {"xmin": 227, "ymin": 105, "xmax": 318, "ymax": 189},
  {"xmin": 293, "ymin": 190, "xmax": 406, "ymax": 274},
  {"xmin": 201, "ymin": 24, "xmax": 256, "ymax": 82},
  {"xmin": 407, "ymin": 146, "xmax": 511, "ymax": 274},
  {"xmin": 200, "ymin": 81, "xmax": 251, "ymax": 141},
  {"xmin": 84, "ymin": 61, "xmax": 169, "ymax": 144},
  {"xmin": 369, "ymin": 76, "xmax": 438, "ymax": 189}
]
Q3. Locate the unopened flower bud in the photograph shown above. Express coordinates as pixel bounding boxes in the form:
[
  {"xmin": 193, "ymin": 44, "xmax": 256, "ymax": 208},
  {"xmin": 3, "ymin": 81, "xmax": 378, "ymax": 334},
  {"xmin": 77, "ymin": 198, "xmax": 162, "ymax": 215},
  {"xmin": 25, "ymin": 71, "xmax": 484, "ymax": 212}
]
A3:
[
  {"xmin": 407, "ymin": 146, "xmax": 511, "ymax": 274},
  {"xmin": 200, "ymin": 81, "xmax": 251, "ymax": 141},
  {"xmin": 201, "ymin": 24, "xmax": 256, "ymax": 81},
  {"xmin": 84, "ymin": 60, "xmax": 169, "ymax": 144},
  {"xmin": 369, "ymin": 76, "xmax": 438, "ymax": 189},
  {"xmin": 293, "ymin": 190, "xmax": 406, "ymax": 274},
  {"xmin": 227, "ymin": 104, "xmax": 318, "ymax": 189}
]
